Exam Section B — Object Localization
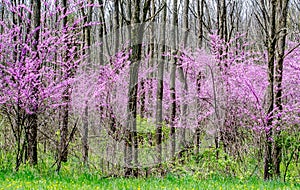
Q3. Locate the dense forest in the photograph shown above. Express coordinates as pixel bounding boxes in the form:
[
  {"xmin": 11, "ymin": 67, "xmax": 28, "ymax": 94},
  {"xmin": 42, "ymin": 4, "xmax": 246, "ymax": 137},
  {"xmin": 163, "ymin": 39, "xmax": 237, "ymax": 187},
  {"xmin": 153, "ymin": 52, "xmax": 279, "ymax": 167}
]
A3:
[{"xmin": 0, "ymin": 0, "xmax": 300, "ymax": 183}]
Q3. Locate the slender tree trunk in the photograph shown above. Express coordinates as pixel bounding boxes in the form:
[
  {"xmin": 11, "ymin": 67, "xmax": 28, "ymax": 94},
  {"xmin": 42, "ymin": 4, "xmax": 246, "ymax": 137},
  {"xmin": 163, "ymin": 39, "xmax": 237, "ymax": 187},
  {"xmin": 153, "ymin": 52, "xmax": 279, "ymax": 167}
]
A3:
[
  {"xmin": 15, "ymin": 104, "xmax": 23, "ymax": 170},
  {"xmin": 215, "ymin": 0, "xmax": 227, "ymax": 159},
  {"xmin": 170, "ymin": 0, "xmax": 178, "ymax": 156},
  {"xmin": 123, "ymin": 0, "xmax": 131, "ymax": 177},
  {"xmin": 81, "ymin": 0, "xmax": 93, "ymax": 167},
  {"xmin": 195, "ymin": 0, "xmax": 205, "ymax": 156},
  {"xmin": 114, "ymin": 0, "xmax": 120, "ymax": 53},
  {"xmin": 82, "ymin": 102, "xmax": 89, "ymax": 166},
  {"xmin": 264, "ymin": 0, "xmax": 277, "ymax": 180},
  {"xmin": 125, "ymin": 0, "xmax": 141, "ymax": 177},
  {"xmin": 197, "ymin": 0, "xmax": 204, "ymax": 48},
  {"xmin": 146, "ymin": 0, "xmax": 156, "ymax": 119},
  {"xmin": 27, "ymin": 0, "xmax": 41, "ymax": 166},
  {"xmin": 217, "ymin": 0, "xmax": 227, "ymax": 41},
  {"xmin": 182, "ymin": 0, "xmax": 189, "ymax": 46},
  {"xmin": 170, "ymin": 0, "xmax": 178, "ymax": 158},
  {"xmin": 11, "ymin": 0, "xmax": 23, "ymax": 170},
  {"xmin": 60, "ymin": 0, "xmax": 69, "ymax": 163},
  {"xmin": 98, "ymin": 0, "xmax": 105, "ymax": 64},
  {"xmin": 139, "ymin": 0, "xmax": 151, "ymax": 119},
  {"xmin": 155, "ymin": 0, "xmax": 166, "ymax": 164},
  {"xmin": 195, "ymin": 72, "xmax": 202, "ymax": 155},
  {"xmin": 274, "ymin": 0, "xmax": 289, "ymax": 177},
  {"xmin": 0, "ymin": 4, "xmax": 4, "ymax": 34},
  {"xmin": 27, "ymin": 114, "xmax": 38, "ymax": 165},
  {"xmin": 178, "ymin": 0, "xmax": 189, "ymax": 149},
  {"xmin": 124, "ymin": 0, "xmax": 150, "ymax": 177}
]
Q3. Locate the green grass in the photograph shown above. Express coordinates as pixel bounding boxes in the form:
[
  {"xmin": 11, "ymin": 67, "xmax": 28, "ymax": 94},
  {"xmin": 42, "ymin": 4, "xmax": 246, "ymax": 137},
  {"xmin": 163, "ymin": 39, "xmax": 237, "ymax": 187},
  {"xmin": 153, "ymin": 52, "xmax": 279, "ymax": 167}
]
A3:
[{"xmin": 0, "ymin": 168, "xmax": 299, "ymax": 190}]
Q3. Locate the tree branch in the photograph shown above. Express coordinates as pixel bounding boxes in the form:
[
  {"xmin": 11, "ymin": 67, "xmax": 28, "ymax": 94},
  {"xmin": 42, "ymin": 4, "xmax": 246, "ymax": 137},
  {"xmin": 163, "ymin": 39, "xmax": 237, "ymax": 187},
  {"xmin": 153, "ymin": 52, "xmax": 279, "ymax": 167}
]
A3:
[{"xmin": 144, "ymin": 3, "xmax": 165, "ymax": 22}]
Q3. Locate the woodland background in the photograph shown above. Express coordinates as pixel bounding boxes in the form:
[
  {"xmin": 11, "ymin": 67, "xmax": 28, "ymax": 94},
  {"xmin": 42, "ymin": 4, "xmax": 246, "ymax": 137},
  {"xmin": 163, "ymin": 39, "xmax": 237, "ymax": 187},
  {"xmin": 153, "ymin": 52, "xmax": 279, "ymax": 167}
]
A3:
[{"xmin": 0, "ymin": 0, "xmax": 300, "ymax": 182}]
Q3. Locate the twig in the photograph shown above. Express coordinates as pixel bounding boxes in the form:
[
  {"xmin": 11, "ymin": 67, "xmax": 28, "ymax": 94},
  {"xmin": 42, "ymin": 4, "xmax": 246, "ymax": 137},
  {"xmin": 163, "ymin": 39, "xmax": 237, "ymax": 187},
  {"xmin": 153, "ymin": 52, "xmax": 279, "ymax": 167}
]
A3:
[{"xmin": 283, "ymin": 42, "xmax": 300, "ymax": 59}]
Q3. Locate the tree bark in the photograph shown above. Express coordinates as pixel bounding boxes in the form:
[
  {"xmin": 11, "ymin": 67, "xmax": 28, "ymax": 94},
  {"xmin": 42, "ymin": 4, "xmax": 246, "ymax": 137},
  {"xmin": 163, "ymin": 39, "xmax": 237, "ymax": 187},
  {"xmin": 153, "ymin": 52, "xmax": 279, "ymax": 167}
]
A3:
[
  {"xmin": 155, "ymin": 0, "xmax": 166, "ymax": 164},
  {"xmin": 125, "ymin": 0, "xmax": 142, "ymax": 177},
  {"xmin": 170, "ymin": 0, "xmax": 178, "ymax": 158},
  {"xmin": 197, "ymin": 0, "xmax": 204, "ymax": 48},
  {"xmin": 98, "ymin": 0, "xmax": 105, "ymax": 64},
  {"xmin": 60, "ymin": 0, "xmax": 69, "ymax": 163},
  {"xmin": 114, "ymin": 0, "xmax": 120, "ymax": 53},
  {"xmin": 81, "ymin": 0, "xmax": 93, "ymax": 167},
  {"xmin": 178, "ymin": 0, "xmax": 189, "ymax": 148},
  {"xmin": 274, "ymin": 0, "xmax": 289, "ymax": 177},
  {"xmin": 264, "ymin": 0, "xmax": 277, "ymax": 181},
  {"xmin": 0, "ymin": 4, "xmax": 4, "ymax": 34},
  {"xmin": 27, "ymin": 0, "xmax": 41, "ymax": 166},
  {"xmin": 217, "ymin": 0, "xmax": 227, "ymax": 41}
]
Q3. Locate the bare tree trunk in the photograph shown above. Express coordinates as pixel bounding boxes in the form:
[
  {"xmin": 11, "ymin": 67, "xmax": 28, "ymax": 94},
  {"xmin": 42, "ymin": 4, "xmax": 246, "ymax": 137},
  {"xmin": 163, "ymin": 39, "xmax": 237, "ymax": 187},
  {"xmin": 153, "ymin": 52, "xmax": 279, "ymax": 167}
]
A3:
[
  {"xmin": 98, "ymin": 0, "xmax": 105, "ymax": 64},
  {"xmin": 195, "ymin": 72, "xmax": 202, "ymax": 155},
  {"xmin": 197, "ymin": 0, "xmax": 204, "ymax": 48},
  {"xmin": 155, "ymin": 0, "xmax": 166, "ymax": 164},
  {"xmin": 195, "ymin": 0, "xmax": 205, "ymax": 155},
  {"xmin": 82, "ymin": 102, "xmax": 89, "ymax": 166},
  {"xmin": 123, "ymin": 0, "xmax": 131, "ymax": 177},
  {"xmin": 215, "ymin": 0, "xmax": 227, "ymax": 159},
  {"xmin": 0, "ymin": 4, "xmax": 4, "ymax": 34},
  {"xmin": 60, "ymin": 0, "xmax": 69, "ymax": 163},
  {"xmin": 27, "ymin": 114, "xmax": 38, "ymax": 165},
  {"xmin": 264, "ymin": 0, "xmax": 277, "ymax": 181},
  {"xmin": 217, "ymin": 0, "xmax": 227, "ymax": 41},
  {"xmin": 147, "ymin": 0, "xmax": 155, "ymax": 118},
  {"xmin": 81, "ymin": 0, "xmax": 93, "ymax": 167},
  {"xmin": 178, "ymin": 0, "xmax": 189, "ymax": 149},
  {"xmin": 274, "ymin": 0, "xmax": 289, "ymax": 177},
  {"xmin": 114, "ymin": 0, "xmax": 120, "ymax": 52},
  {"xmin": 182, "ymin": 0, "xmax": 189, "ymax": 46},
  {"xmin": 125, "ymin": 0, "xmax": 142, "ymax": 177},
  {"xmin": 170, "ymin": 0, "xmax": 178, "ymax": 158},
  {"xmin": 124, "ymin": 0, "xmax": 150, "ymax": 177}
]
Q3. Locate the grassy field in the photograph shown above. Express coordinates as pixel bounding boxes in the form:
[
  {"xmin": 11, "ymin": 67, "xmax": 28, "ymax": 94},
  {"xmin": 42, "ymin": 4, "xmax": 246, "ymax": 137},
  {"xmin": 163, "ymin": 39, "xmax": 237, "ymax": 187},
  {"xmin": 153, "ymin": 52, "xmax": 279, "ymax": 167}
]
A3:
[{"xmin": 0, "ymin": 168, "xmax": 299, "ymax": 190}]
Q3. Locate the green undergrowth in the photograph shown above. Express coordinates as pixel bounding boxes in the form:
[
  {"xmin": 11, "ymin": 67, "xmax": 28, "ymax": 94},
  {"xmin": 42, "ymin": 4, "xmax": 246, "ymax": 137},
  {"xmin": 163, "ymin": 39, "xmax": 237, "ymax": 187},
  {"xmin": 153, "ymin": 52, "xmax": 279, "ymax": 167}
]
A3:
[
  {"xmin": 0, "ymin": 147, "xmax": 300, "ymax": 189},
  {"xmin": 0, "ymin": 167, "xmax": 299, "ymax": 190}
]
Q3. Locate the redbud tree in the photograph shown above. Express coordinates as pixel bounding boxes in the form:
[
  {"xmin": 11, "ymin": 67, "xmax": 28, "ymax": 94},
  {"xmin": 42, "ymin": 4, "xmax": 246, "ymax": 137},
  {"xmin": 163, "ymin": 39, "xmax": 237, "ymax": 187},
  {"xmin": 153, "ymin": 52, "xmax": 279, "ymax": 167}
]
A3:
[{"xmin": 0, "ymin": 0, "xmax": 86, "ymax": 170}]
